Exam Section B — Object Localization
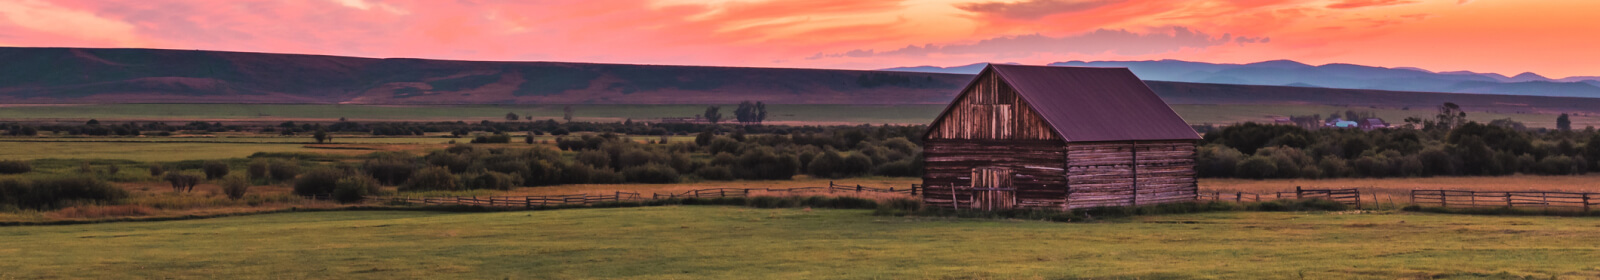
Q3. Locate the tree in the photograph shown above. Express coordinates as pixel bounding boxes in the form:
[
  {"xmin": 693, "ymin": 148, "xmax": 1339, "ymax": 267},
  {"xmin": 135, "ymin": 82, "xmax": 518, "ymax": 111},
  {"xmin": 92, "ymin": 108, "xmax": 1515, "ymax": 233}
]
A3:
[
  {"xmin": 506, "ymin": 112, "xmax": 520, "ymax": 121},
  {"xmin": 313, "ymin": 129, "xmax": 329, "ymax": 144},
  {"xmin": 1557, "ymin": 113, "xmax": 1572, "ymax": 132},
  {"xmin": 704, "ymin": 105, "xmax": 722, "ymax": 124},
  {"xmin": 735, "ymin": 101, "xmax": 755, "ymax": 125},
  {"xmin": 85, "ymin": 119, "xmax": 100, "ymax": 126},
  {"xmin": 563, "ymin": 105, "xmax": 574, "ymax": 122},
  {"xmin": 756, "ymin": 101, "xmax": 767, "ymax": 124},
  {"xmin": 1436, "ymin": 102, "xmax": 1465, "ymax": 130}
]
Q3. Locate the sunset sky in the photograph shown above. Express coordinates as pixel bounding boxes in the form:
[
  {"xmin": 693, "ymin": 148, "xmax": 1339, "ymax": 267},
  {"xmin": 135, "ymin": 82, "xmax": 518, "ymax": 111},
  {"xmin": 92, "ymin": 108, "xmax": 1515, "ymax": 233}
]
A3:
[{"xmin": 2, "ymin": 0, "xmax": 1597, "ymax": 78}]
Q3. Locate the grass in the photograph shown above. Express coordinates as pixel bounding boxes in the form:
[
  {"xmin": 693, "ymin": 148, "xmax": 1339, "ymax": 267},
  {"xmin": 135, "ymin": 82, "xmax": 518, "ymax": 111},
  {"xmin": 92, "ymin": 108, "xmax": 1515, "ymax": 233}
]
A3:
[
  {"xmin": 1201, "ymin": 175, "xmax": 1600, "ymax": 206},
  {"xmin": 2, "ymin": 207, "xmax": 1599, "ymax": 279},
  {"xmin": 3, "ymin": 103, "xmax": 1592, "ymax": 128},
  {"xmin": 0, "ymin": 104, "xmax": 946, "ymax": 124}
]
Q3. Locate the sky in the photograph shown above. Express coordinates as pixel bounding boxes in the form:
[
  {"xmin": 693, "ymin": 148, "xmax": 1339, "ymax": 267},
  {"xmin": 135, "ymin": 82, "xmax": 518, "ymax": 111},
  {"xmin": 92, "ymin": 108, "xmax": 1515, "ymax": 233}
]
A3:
[{"xmin": 1, "ymin": 0, "xmax": 1597, "ymax": 78}]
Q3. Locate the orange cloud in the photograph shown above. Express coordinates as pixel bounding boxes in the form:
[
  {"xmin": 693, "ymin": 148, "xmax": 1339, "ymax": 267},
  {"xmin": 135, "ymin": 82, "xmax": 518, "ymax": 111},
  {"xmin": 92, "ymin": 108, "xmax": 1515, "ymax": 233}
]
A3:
[
  {"xmin": 1327, "ymin": 0, "xmax": 1419, "ymax": 9},
  {"xmin": 0, "ymin": 0, "xmax": 1595, "ymax": 78}
]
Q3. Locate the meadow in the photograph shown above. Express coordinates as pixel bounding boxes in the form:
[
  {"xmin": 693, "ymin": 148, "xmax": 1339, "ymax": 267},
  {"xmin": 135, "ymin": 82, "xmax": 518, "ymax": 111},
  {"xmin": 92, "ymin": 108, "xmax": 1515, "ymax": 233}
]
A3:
[
  {"xmin": 1, "ymin": 103, "xmax": 1592, "ymax": 128},
  {"xmin": 2, "ymin": 206, "xmax": 1598, "ymax": 279}
]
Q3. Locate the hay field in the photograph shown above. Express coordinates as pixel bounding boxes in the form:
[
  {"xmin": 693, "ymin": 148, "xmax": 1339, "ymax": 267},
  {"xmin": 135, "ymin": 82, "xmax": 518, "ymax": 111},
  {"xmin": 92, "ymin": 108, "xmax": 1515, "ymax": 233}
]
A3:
[{"xmin": 2, "ymin": 207, "xmax": 1598, "ymax": 279}]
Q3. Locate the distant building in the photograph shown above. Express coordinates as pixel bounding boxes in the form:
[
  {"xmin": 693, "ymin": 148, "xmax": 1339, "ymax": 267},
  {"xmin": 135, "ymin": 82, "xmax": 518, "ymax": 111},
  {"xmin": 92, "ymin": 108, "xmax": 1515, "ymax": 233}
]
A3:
[{"xmin": 1359, "ymin": 118, "xmax": 1389, "ymax": 130}]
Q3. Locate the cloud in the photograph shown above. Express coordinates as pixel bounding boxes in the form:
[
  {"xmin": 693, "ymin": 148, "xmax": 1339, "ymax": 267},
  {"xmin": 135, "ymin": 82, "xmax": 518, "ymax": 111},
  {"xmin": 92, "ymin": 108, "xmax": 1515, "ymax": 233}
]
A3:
[
  {"xmin": 956, "ymin": 0, "xmax": 1124, "ymax": 20},
  {"xmin": 810, "ymin": 26, "xmax": 1264, "ymax": 59},
  {"xmin": 1326, "ymin": 0, "xmax": 1420, "ymax": 9}
]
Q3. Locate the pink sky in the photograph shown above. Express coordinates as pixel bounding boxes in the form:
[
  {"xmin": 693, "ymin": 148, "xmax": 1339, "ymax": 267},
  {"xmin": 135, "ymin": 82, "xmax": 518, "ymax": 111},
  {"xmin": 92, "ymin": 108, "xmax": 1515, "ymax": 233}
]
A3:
[{"xmin": 2, "ymin": 0, "xmax": 1597, "ymax": 78}]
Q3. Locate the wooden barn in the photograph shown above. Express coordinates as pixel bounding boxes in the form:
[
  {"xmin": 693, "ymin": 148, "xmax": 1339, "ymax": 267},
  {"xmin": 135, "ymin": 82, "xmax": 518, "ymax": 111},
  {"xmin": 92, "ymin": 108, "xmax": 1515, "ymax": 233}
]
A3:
[{"xmin": 921, "ymin": 64, "xmax": 1201, "ymax": 210}]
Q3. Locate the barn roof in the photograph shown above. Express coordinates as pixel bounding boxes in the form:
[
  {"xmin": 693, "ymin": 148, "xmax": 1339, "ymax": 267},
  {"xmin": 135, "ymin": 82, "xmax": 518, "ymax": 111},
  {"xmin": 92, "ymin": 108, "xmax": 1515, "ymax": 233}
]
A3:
[{"xmin": 934, "ymin": 64, "xmax": 1201, "ymax": 142}]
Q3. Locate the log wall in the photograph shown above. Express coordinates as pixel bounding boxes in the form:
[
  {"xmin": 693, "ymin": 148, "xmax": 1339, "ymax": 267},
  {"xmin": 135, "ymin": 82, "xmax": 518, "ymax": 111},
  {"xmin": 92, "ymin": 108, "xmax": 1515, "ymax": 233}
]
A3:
[
  {"xmin": 1065, "ymin": 140, "xmax": 1198, "ymax": 208},
  {"xmin": 922, "ymin": 139, "xmax": 1068, "ymax": 209},
  {"xmin": 927, "ymin": 72, "xmax": 1059, "ymax": 141}
]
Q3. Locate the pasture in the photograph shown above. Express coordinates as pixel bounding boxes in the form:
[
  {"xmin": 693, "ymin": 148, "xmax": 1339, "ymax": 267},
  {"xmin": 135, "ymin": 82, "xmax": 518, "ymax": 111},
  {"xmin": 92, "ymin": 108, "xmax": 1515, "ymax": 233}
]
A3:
[
  {"xmin": 2, "ymin": 207, "xmax": 1598, "ymax": 279},
  {"xmin": 1, "ymin": 103, "xmax": 1591, "ymax": 128}
]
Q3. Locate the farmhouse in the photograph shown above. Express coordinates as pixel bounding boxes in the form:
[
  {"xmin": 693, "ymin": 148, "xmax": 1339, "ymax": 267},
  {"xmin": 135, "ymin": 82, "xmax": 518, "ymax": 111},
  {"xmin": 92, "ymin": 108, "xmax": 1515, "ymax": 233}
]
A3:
[{"xmin": 921, "ymin": 64, "xmax": 1201, "ymax": 210}]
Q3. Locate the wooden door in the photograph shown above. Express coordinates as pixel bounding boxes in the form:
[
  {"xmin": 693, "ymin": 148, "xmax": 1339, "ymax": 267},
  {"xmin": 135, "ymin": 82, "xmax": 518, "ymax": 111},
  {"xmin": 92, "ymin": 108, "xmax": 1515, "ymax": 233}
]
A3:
[{"xmin": 971, "ymin": 167, "xmax": 1016, "ymax": 210}]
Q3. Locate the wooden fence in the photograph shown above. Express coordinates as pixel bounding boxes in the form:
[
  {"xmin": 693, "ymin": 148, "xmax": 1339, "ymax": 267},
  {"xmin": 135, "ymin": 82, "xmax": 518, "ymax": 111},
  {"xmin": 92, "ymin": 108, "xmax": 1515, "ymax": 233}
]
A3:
[
  {"xmin": 1410, "ymin": 190, "xmax": 1599, "ymax": 211},
  {"xmin": 1200, "ymin": 187, "xmax": 1363, "ymax": 207},
  {"xmin": 375, "ymin": 182, "xmax": 920, "ymax": 209}
]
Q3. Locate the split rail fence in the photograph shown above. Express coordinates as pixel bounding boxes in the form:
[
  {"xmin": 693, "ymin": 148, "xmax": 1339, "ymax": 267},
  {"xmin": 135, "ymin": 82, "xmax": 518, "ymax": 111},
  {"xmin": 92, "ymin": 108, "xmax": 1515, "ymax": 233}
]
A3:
[
  {"xmin": 376, "ymin": 182, "xmax": 921, "ymax": 209},
  {"xmin": 921, "ymin": 185, "xmax": 1365, "ymax": 210},
  {"xmin": 1201, "ymin": 187, "xmax": 1364, "ymax": 207},
  {"xmin": 1410, "ymin": 190, "xmax": 1600, "ymax": 211}
]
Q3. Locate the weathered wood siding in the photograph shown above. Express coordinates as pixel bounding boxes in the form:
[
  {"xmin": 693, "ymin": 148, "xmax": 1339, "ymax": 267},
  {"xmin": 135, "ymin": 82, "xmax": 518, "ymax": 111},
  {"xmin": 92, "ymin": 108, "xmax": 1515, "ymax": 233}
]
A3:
[
  {"xmin": 1065, "ymin": 140, "xmax": 1198, "ymax": 208},
  {"xmin": 928, "ymin": 72, "xmax": 1059, "ymax": 141},
  {"xmin": 922, "ymin": 139, "xmax": 1068, "ymax": 209}
]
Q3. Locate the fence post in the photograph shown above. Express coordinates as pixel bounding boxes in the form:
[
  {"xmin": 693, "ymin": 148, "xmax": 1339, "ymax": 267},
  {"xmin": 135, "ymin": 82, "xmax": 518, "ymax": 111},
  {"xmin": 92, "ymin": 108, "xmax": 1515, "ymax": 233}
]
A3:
[
  {"xmin": 1236, "ymin": 192, "xmax": 1242, "ymax": 203},
  {"xmin": 720, "ymin": 189, "xmax": 726, "ymax": 197},
  {"xmin": 857, "ymin": 184, "xmax": 863, "ymax": 193},
  {"xmin": 912, "ymin": 184, "xmax": 919, "ymax": 196},
  {"xmin": 1295, "ymin": 186, "xmax": 1303, "ymax": 200},
  {"xmin": 1505, "ymin": 192, "xmax": 1511, "ymax": 208},
  {"xmin": 1469, "ymin": 191, "xmax": 1476, "ymax": 206},
  {"xmin": 615, "ymin": 191, "xmax": 621, "ymax": 202},
  {"xmin": 1584, "ymin": 193, "xmax": 1592, "ymax": 212}
]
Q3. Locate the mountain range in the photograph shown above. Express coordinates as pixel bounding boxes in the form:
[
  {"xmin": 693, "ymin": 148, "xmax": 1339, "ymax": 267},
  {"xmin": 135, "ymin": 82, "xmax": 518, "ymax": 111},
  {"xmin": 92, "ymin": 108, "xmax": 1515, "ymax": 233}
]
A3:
[{"xmin": 884, "ymin": 60, "xmax": 1600, "ymax": 98}]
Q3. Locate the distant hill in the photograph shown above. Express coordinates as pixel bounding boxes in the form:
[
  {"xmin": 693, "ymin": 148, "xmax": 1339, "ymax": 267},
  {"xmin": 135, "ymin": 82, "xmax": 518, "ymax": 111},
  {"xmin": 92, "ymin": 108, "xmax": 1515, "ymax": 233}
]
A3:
[
  {"xmin": 889, "ymin": 59, "xmax": 1600, "ymax": 98},
  {"xmin": 0, "ymin": 47, "xmax": 969, "ymax": 104},
  {"xmin": 5, "ymin": 47, "xmax": 1600, "ymax": 115}
]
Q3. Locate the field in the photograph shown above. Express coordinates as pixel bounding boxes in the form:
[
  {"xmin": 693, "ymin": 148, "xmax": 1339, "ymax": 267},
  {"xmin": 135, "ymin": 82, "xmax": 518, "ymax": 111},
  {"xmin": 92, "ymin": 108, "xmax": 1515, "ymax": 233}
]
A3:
[
  {"xmin": 2, "ymin": 103, "xmax": 1594, "ymax": 128},
  {"xmin": 3, "ymin": 206, "xmax": 1598, "ymax": 279}
]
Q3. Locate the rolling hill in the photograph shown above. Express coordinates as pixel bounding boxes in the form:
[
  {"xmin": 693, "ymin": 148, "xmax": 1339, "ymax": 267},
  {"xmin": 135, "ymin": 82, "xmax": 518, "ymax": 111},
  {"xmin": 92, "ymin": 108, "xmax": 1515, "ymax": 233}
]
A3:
[{"xmin": 5, "ymin": 47, "xmax": 1600, "ymax": 115}]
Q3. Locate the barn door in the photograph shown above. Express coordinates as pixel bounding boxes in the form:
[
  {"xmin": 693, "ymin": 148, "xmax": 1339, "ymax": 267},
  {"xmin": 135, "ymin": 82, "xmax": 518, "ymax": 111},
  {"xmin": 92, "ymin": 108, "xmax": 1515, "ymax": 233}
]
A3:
[{"xmin": 971, "ymin": 167, "xmax": 1016, "ymax": 210}]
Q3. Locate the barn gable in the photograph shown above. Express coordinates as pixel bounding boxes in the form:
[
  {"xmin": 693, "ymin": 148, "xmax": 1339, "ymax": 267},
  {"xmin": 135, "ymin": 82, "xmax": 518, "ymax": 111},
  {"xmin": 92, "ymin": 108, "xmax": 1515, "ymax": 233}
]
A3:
[{"xmin": 926, "ymin": 67, "xmax": 1060, "ymax": 141}]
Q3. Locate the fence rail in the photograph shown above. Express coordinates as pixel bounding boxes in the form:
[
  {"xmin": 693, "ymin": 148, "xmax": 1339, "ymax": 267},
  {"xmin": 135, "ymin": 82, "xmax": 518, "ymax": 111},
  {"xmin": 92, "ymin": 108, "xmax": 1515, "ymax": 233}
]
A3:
[
  {"xmin": 1410, "ymin": 190, "xmax": 1598, "ymax": 211},
  {"xmin": 369, "ymin": 182, "xmax": 921, "ymax": 209},
  {"xmin": 1199, "ymin": 187, "xmax": 1363, "ymax": 207}
]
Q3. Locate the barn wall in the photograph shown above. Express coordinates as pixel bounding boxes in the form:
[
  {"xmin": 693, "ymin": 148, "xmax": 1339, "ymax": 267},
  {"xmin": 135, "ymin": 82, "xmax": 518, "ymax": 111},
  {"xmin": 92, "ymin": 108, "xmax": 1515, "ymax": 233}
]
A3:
[
  {"xmin": 927, "ymin": 72, "xmax": 1059, "ymax": 141},
  {"xmin": 1065, "ymin": 140, "xmax": 1198, "ymax": 208},
  {"xmin": 922, "ymin": 139, "xmax": 1068, "ymax": 209}
]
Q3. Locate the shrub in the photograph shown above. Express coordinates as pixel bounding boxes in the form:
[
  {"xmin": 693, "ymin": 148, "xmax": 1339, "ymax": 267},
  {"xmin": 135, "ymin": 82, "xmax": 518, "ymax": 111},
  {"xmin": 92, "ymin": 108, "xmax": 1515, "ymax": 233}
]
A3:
[
  {"xmin": 247, "ymin": 159, "xmax": 271, "ymax": 181},
  {"xmin": 841, "ymin": 153, "xmax": 874, "ymax": 177},
  {"xmin": 734, "ymin": 148, "xmax": 799, "ymax": 180},
  {"xmin": 202, "ymin": 161, "xmax": 229, "ymax": 180},
  {"xmin": 402, "ymin": 167, "xmax": 459, "ymax": 192},
  {"xmin": 873, "ymin": 159, "xmax": 920, "ymax": 177},
  {"xmin": 363, "ymin": 157, "xmax": 416, "ymax": 185},
  {"xmin": 471, "ymin": 133, "xmax": 512, "ymax": 144},
  {"xmin": 333, "ymin": 176, "xmax": 380, "ymax": 203},
  {"xmin": 148, "ymin": 164, "xmax": 165, "ymax": 177},
  {"xmin": 268, "ymin": 160, "xmax": 301, "ymax": 182},
  {"xmin": 589, "ymin": 168, "xmax": 626, "ymax": 184},
  {"xmin": 807, "ymin": 151, "xmax": 846, "ymax": 178},
  {"xmin": 622, "ymin": 163, "xmax": 680, "ymax": 184},
  {"xmin": 1235, "ymin": 156, "xmax": 1278, "ymax": 179},
  {"xmin": 425, "ymin": 152, "xmax": 472, "ymax": 173},
  {"xmin": 219, "ymin": 174, "xmax": 250, "ymax": 200},
  {"xmin": 293, "ymin": 167, "xmax": 346, "ymax": 196},
  {"xmin": 0, "ymin": 177, "xmax": 129, "ymax": 210},
  {"xmin": 163, "ymin": 172, "xmax": 201, "ymax": 193},
  {"xmin": 693, "ymin": 165, "xmax": 735, "ymax": 180},
  {"xmin": 464, "ymin": 171, "xmax": 521, "ymax": 190},
  {"xmin": 575, "ymin": 150, "xmax": 612, "ymax": 169}
]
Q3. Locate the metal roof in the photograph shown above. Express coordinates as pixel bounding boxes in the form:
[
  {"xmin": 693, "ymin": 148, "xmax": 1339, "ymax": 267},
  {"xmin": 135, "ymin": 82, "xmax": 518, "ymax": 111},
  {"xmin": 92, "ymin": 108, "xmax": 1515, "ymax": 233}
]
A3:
[{"xmin": 938, "ymin": 64, "xmax": 1201, "ymax": 142}]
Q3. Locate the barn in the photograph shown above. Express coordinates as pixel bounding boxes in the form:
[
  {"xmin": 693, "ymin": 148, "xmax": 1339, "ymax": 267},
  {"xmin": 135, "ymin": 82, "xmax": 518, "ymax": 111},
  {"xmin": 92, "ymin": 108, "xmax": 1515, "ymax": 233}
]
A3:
[{"xmin": 921, "ymin": 64, "xmax": 1201, "ymax": 210}]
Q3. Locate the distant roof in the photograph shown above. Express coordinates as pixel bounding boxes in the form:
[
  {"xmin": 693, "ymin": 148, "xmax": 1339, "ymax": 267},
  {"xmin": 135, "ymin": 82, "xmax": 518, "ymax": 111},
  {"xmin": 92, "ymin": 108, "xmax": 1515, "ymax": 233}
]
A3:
[{"xmin": 962, "ymin": 64, "xmax": 1200, "ymax": 142}]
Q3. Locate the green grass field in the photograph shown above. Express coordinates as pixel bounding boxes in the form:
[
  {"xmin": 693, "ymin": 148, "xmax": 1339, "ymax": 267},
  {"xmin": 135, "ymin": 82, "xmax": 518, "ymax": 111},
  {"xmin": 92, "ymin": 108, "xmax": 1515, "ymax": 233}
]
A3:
[
  {"xmin": 0, "ymin": 104, "xmax": 946, "ymax": 124},
  {"xmin": 2, "ymin": 206, "xmax": 1597, "ymax": 279},
  {"xmin": 3, "ymin": 103, "xmax": 1590, "ymax": 128}
]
